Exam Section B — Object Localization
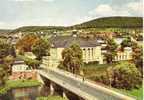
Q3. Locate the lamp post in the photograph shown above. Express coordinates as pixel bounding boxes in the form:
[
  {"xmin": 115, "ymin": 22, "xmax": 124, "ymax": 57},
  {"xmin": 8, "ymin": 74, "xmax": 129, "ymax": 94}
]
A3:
[{"xmin": 80, "ymin": 70, "xmax": 85, "ymax": 82}]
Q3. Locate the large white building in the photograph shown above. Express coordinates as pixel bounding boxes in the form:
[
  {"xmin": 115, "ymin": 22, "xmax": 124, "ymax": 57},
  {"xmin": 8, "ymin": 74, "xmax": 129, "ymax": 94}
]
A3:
[{"xmin": 42, "ymin": 33, "xmax": 104, "ymax": 67}]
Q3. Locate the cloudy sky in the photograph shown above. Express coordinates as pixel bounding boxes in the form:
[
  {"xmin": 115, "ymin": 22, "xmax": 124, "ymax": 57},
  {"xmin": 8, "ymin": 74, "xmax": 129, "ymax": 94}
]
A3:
[{"xmin": 0, "ymin": 0, "xmax": 143, "ymax": 29}]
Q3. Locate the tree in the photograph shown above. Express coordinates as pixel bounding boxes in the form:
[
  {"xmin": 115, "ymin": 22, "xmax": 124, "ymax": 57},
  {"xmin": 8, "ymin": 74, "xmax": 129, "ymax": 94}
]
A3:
[
  {"xmin": 111, "ymin": 62, "xmax": 142, "ymax": 89},
  {"xmin": 0, "ymin": 40, "xmax": 16, "ymax": 85},
  {"xmin": 0, "ymin": 64, "xmax": 8, "ymax": 86},
  {"xmin": 32, "ymin": 38, "xmax": 50, "ymax": 60},
  {"xmin": 16, "ymin": 34, "xmax": 40, "ymax": 53},
  {"xmin": 121, "ymin": 36, "xmax": 132, "ymax": 49},
  {"xmin": 132, "ymin": 43, "xmax": 143, "ymax": 73},
  {"xmin": 105, "ymin": 38, "xmax": 117, "ymax": 63},
  {"xmin": 24, "ymin": 58, "xmax": 41, "ymax": 69},
  {"xmin": 61, "ymin": 44, "xmax": 83, "ymax": 74}
]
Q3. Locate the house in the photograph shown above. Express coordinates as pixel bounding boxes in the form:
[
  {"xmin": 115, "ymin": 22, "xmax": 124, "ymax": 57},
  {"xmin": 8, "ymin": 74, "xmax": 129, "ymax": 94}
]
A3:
[
  {"xmin": 113, "ymin": 47, "xmax": 132, "ymax": 61},
  {"xmin": 9, "ymin": 57, "xmax": 37, "ymax": 80},
  {"xmin": 42, "ymin": 31, "xmax": 104, "ymax": 67}
]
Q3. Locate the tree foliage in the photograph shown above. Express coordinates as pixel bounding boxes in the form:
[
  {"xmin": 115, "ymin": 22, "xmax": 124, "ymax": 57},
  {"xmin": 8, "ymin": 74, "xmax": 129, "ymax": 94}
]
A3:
[
  {"xmin": 132, "ymin": 43, "xmax": 143, "ymax": 73},
  {"xmin": 121, "ymin": 36, "xmax": 132, "ymax": 49},
  {"xmin": 105, "ymin": 38, "xmax": 118, "ymax": 63},
  {"xmin": 0, "ymin": 40, "xmax": 16, "ymax": 85},
  {"xmin": 61, "ymin": 44, "xmax": 83, "ymax": 74},
  {"xmin": 0, "ymin": 64, "xmax": 9, "ymax": 86},
  {"xmin": 110, "ymin": 62, "xmax": 142, "ymax": 89},
  {"xmin": 24, "ymin": 58, "xmax": 41, "ymax": 69},
  {"xmin": 0, "ymin": 40, "xmax": 16, "ymax": 60},
  {"xmin": 32, "ymin": 38, "xmax": 50, "ymax": 60},
  {"xmin": 74, "ymin": 17, "xmax": 142, "ymax": 29},
  {"xmin": 16, "ymin": 34, "xmax": 40, "ymax": 53}
]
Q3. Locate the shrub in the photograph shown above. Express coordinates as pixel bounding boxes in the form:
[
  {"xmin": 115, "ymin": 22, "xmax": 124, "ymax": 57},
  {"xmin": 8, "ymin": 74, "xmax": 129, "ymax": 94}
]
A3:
[{"xmin": 111, "ymin": 62, "xmax": 142, "ymax": 89}]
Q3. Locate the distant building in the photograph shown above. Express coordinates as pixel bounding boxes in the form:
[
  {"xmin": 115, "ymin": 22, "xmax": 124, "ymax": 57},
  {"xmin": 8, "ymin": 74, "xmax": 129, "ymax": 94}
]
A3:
[
  {"xmin": 113, "ymin": 47, "xmax": 132, "ymax": 61},
  {"xmin": 9, "ymin": 58, "xmax": 37, "ymax": 80}
]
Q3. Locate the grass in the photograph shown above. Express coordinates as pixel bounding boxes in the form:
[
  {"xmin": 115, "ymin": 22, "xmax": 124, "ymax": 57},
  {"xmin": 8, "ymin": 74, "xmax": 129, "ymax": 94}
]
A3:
[
  {"xmin": 7, "ymin": 80, "xmax": 41, "ymax": 89},
  {"xmin": 36, "ymin": 96, "xmax": 68, "ymax": 100},
  {"xmin": 0, "ymin": 80, "xmax": 41, "ymax": 95},
  {"xmin": 81, "ymin": 63, "xmax": 116, "ymax": 78},
  {"xmin": 113, "ymin": 87, "xmax": 143, "ymax": 100},
  {"xmin": 0, "ymin": 85, "xmax": 10, "ymax": 95}
]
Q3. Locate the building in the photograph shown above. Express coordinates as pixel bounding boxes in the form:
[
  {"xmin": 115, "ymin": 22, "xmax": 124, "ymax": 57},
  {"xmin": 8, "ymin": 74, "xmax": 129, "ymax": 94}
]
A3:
[
  {"xmin": 42, "ymin": 32, "xmax": 104, "ymax": 68},
  {"xmin": 9, "ymin": 58, "xmax": 37, "ymax": 80},
  {"xmin": 113, "ymin": 47, "xmax": 132, "ymax": 61}
]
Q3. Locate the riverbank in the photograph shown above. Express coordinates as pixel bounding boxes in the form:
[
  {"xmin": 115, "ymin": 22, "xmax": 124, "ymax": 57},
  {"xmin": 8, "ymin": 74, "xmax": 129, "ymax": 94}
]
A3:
[{"xmin": 0, "ymin": 80, "xmax": 41, "ymax": 95}]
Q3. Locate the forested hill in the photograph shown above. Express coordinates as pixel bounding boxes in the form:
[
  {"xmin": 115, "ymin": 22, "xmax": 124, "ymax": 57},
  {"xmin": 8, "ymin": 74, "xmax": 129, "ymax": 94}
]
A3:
[
  {"xmin": 0, "ymin": 29, "xmax": 12, "ymax": 34},
  {"xmin": 73, "ymin": 17, "xmax": 143, "ymax": 29},
  {"xmin": 9, "ymin": 16, "xmax": 143, "ymax": 33},
  {"xmin": 11, "ymin": 26, "xmax": 66, "ymax": 33}
]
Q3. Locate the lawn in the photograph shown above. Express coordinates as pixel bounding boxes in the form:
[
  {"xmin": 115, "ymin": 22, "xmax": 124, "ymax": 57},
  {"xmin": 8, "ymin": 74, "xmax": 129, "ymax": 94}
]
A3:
[
  {"xmin": 7, "ymin": 80, "xmax": 41, "ymax": 89},
  {"xmin": 81, "ymin": 63, "xmax": 116, "ymax": 79},
  {"xmin": 114, "ymin": 87, "xmax": 143, "ymax": 100}
]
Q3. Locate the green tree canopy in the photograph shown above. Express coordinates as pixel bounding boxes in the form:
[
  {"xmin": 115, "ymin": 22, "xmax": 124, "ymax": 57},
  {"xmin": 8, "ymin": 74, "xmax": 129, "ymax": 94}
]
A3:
[
  {"xmin": 105, "ymin": 38, "xmax": 118, "ymax": 63},
  {"xmin": 32, "ymin": 38, "xmax": 50, "ymax": 60},
  {"xmin": 121, "ymin": 36, "xmax": 132, "ymax": 49},
  {"xmin": 132, "ymin": 43, "xmax": 143, "ymax": 73},
  {"xmin": 61, "ymin": 43, "xmax": 83, "ymax": 74},
  {"xmin": 111, "ymin": 62, "xmax": 142, "ymax": 89}
]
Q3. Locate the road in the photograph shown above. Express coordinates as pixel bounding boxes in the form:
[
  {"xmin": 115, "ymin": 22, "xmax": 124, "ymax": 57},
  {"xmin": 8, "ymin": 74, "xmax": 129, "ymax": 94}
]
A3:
[{"xmin": 38, "ymin": 67, "xmax": 135, "ymax": 100}]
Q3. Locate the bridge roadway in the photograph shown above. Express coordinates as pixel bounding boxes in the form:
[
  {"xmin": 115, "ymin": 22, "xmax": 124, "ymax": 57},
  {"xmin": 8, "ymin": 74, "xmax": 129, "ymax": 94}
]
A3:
[{"xmin": 38, "ymin": 67, "xmax": 135, "ymax": 100}]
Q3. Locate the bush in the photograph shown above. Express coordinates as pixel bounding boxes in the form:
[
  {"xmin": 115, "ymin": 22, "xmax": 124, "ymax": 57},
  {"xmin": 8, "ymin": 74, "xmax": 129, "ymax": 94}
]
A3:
[{"xmin": 111, "ymin": 62, "xmax": 142, "ymax": 89}]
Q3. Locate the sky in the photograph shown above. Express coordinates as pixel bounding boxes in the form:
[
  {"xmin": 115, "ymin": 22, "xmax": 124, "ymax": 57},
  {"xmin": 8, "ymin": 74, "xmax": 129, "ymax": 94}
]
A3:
[{"xmin": 0, "ymin": 0, "xmax": 143, "ymax": 29}]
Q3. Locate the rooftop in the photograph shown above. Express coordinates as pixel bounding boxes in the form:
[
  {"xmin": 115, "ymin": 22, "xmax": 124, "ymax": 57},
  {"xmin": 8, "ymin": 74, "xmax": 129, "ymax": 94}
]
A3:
[{"xmin": 49, "ymin": 35, "xmax": 100, "ymax": 48}]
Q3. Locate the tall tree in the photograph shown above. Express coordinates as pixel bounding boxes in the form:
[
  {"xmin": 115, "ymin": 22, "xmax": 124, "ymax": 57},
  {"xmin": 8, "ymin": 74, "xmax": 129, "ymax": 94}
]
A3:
[
  {"xmin": 0, "ymin": 40, "xmax": 15, "ymax": 85},
  {"xmin": 0, "ymin": 64, "xmax": 8, "ymax": 86},
  {"xmin": 32, "ymin": 38, "xmax": 50, "ymax": 60},
  {"xmin": 121, "ymin": 36, "xmax": 132, "ymax": 49},
  {"xmin": 132, "ymin": 43, "xmax": 143, "ymax": 73},
  {"xmin": 16, "ymin": 33, "xmax": 40, "ymax": 53},
  {"xmin": 105, "ymin": 38, "xmax": 118, "ymax": 63},
  {"xmin": 62, "ymin": 44, "xmax": 83, "ymax": 74}
]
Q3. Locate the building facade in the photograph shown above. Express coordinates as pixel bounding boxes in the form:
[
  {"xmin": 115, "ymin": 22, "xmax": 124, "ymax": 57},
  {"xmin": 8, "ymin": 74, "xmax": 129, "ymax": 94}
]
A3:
[
  {"xmin": 113, "ymin": 47, "xmax": 132, "ymax": 61},
  {"xmin": 42, "ymin": 33, "xmax": 104, "ymax": 67}
]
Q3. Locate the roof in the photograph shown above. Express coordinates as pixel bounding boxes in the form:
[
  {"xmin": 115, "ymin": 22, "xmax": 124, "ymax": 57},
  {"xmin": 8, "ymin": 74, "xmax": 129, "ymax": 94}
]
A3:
[{"xmin": 49, "ymin": 35, "xmax": 100, "ymax": 48}]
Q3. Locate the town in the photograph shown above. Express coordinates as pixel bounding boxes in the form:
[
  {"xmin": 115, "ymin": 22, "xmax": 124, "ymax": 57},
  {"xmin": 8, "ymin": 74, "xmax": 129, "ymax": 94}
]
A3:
[
  {"xmin": 0, "ymin": 0, "xmax": 143, "ymax": 100},
  {"xmin": 0, "ymin": 17, "xmax": 143, "ymax": 100}
]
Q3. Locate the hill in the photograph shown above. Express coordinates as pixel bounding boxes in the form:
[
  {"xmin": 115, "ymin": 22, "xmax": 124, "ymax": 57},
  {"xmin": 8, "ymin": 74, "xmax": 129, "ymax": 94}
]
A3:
[
  {"xmin": 73, "ymin": 17, "xmax": 143, "ymax": 29},
  {"xmin": 9, "ymin": 16, "xmax": 143, "ymax": 33},
  {"xmin": 0, "ymin": 29, "xmax": 12, "ymax": 34},
  {"xmin": 10, "ymin": 26, "xmax": 66, "ymax": 33}
]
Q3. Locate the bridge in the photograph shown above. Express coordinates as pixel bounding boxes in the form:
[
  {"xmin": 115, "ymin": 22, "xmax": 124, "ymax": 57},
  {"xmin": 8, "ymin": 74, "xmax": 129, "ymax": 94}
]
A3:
[{"xmin": 37, "ymin": 67, "xmax": 135, "ymax": 100}]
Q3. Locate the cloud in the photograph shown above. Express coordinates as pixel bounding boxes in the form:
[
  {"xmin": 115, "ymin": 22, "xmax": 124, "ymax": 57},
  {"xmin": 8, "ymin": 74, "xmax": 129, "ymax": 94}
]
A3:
[
  {"xmin": 127, "ymin": 1, "xmax": 143, "ymax": 16},
  {"xmin": 88, "ymin": 4, "xmax": 131, "ymax": 18},
  {"xmin": 75, "ymin": 1, "xmax": 142, "ymax": 24}
]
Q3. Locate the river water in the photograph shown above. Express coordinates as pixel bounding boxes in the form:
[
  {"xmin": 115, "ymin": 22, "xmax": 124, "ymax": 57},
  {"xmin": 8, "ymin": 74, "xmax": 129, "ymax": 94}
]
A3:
[
  {"xmin": 0, "ymin": 85, "xmax": 50, "ymax": 100},
  {"xmin": 0, "ymin": 85, "xmax": 80, "ymax": 100}
]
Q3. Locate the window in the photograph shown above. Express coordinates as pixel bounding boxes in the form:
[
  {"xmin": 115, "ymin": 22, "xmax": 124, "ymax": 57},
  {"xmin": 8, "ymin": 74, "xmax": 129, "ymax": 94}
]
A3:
[
  {"xmin": 88, "ymin": 48, "xmax": 90, "ymax": 59},
  {"xmin": 92, "ymin": 48, "xmax": 94, "ymax": 59}
]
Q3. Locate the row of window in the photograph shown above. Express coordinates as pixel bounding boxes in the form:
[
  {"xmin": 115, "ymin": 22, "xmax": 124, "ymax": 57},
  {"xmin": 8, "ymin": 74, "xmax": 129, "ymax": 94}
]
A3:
[{"xmin": 82, "ymin": 48, "xmax": 94, "ymax": 59}]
